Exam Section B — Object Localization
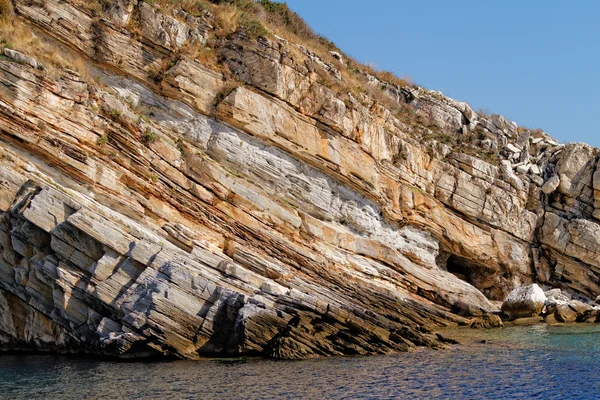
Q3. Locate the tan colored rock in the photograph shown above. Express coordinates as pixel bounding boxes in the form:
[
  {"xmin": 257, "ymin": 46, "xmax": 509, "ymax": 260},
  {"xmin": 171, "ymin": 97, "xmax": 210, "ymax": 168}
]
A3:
[
  {"xmin": 469, "ymin": 313, "xmax": 503, "ymax": 329},
  {"xmin": 161, "ymin": 58, "xmax": 224, "ymax": 115},
  {"xmin": 554, "ymin": 304, "xmax": 578, "ymax": 323},
  {"xmin": 542, "ymin": 175, "xmax": 560, "ymax": 194}
]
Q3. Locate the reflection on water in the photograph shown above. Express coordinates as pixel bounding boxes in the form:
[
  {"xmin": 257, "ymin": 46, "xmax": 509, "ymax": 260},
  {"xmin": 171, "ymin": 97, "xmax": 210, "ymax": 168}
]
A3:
[{"xmin": 2, "ymin": 325, "xmax": 600, "ymax": 399}]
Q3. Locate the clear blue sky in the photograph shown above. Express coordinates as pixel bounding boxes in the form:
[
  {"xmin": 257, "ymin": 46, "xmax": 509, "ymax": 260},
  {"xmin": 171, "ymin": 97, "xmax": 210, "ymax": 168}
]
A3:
[{"xmin": 284, "ymin": 0, "xmax": 600, "ymax": 147}]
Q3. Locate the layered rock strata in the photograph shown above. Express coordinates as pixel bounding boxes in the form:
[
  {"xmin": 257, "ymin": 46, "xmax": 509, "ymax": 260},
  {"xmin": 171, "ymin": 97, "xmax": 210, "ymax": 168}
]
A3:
[{"xmin": 0, "ymin": 0, "xmax": 599, "ymax": 359}]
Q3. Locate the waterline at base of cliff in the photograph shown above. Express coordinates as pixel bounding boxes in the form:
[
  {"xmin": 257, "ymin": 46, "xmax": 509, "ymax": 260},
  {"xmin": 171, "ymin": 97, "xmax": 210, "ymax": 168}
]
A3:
[{"xmin": 2, "ymin": 324, "xmax": 600, "ymax": 399}]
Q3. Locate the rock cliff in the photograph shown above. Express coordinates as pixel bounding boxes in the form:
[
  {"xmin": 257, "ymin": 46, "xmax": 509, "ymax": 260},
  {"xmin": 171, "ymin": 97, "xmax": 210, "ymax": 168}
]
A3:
[{"xmin": 0, "ymin": 0, "xmax": 598, "ymax": 359}]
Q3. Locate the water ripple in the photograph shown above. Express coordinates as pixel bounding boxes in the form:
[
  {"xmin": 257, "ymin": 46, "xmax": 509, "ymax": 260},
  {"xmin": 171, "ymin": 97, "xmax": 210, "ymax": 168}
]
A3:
[{"xmin": 2, "ymin": 325, "xmax": 600, "ymax": 399}]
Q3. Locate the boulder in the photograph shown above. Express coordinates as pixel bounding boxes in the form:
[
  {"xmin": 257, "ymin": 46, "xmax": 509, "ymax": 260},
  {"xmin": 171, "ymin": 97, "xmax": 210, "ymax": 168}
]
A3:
[
  {"xmin": 506, "ymin": 143, "xmax": 521, "ymax": 153},
  {"xmin": 554, "ymin": 303, "xmax": 578, "ymax": 323},
  {"xmin": 516, "ymin": 131, "xmax": 530, "ymax": 163},
  {"xmin": 577, "ymin": 309, "xmax": 599, "ymax": 323},
  {"xmin": 516, "ymin": 164, "xmax": 530, "ymax": 175},
  {"xmin": 501, "ymin": 284, "xmax": 547, "ymax": 319},
  {"xmin": 530, "ymin": 175, "xmax": 544, "ymax": 186},
  {"xmin": 569, "ymin": 300, "xmax": 593, "ymax": 315},
  {"xmin": 329, "ymin": 51, "xmax": 344, "ymax": 63},
  {"xmin": 547, "ymin": 299, "xmax": 593, "ymax": 323}
]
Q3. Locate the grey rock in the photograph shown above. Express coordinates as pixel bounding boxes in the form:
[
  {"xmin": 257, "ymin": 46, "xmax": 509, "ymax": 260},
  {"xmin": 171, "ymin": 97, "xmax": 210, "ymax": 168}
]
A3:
[{"xmin": 3, "ymin": 48, "xmax": 43, "ymax": 70}]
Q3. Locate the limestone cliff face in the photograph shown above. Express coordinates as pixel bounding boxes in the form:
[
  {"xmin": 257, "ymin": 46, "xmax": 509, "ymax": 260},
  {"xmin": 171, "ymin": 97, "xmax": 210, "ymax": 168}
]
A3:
[{"xmin": 0, "ymin": 0, "xmax": 598, "ymax": 359}]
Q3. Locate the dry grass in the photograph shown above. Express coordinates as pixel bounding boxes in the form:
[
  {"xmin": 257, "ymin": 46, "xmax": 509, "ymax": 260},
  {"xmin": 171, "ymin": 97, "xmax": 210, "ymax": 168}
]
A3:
[
  {"xmin": 0, "ymin": 0, "xmax": 13, "ymax": 20},
  {"xmin": 212, "ymin": 3, "xmax": 243, "ymax": 37},
  {"xmin": 1, "ymin": 0, "xmax": 432, "ymax": 143},
  {"xmin": 0, "ymin": 17, "xmax": 91, "ymax": 78}
]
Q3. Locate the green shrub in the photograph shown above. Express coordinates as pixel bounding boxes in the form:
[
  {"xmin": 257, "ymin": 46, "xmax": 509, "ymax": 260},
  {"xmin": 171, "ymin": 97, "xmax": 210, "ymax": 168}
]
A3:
[
  {"xmin": 143, "ymin": 130, "xmax": 158, "ymax": 143},
  {"xmin": 241, "ymin": 18, "xmax": 268, "ymax": 39}
]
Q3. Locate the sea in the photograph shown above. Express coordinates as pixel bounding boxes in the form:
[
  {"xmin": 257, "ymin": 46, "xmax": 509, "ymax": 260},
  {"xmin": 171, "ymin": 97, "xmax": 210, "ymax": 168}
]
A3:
[{"xmin": 1, "ymin": 324, "xmax": 600, "ymax": 399}]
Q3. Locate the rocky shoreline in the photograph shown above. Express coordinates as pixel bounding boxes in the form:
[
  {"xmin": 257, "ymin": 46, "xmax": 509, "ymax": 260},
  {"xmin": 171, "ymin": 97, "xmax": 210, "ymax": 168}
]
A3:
[{"xmin": 464, "ymin": 284, "xmax": 600, "ymax": 332}]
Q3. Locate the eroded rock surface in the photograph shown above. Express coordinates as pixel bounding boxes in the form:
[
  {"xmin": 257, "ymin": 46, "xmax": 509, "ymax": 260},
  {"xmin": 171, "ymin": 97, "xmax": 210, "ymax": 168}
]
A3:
[{"xmin": 0, "ymin": 0, "xmax": 600, "ymax": 359}]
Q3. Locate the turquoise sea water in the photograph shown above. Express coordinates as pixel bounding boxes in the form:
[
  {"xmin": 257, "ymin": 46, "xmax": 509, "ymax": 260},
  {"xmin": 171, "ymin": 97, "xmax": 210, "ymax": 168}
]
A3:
[{"xmin": 1, "ymin": 324, "xmax": 600, "ymax": 399}]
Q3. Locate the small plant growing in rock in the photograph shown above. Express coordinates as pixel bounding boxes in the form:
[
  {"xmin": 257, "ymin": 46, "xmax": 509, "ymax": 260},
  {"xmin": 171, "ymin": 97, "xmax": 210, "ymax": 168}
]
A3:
[
  {"xmin": 96, "ymin": 135, "xmax": 108, "ymax": 145},
  {"xmin": 143, "ymin": 129, "xmax": 158, "ymax": 144},
  {"xmin": 110, "ymin": 109, "xmax": 122, "ymax": 119},
  {"xmin": 150, "ymin": 172, "xmax": 159, "ymax": 183}
]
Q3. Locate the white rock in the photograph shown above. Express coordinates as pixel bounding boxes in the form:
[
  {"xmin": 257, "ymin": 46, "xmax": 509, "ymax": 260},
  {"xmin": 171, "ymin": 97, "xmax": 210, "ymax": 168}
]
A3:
[
  {"xmin": 500, "ymin": 160, "xmax": 524, "ymax": 191},
  {"xmin": 529, "ymin": 164, "xmax": 541, "ymax": 175},
  {"xmin": 273, "ymin": 35, "xmax": 288, "ymax": 44},
  {"xmin": 329, "ymin": 51, "xmax": 344, "ymax": 63},
  {"xmin": 260, "ymin": 281, "xmax": 287, "ymax": 296},
  {"xmin": 544, "ymin": 288, "xmax": 571, "ymax": 304},
  {"xmin": 541, "ymin": 175, "xmax": 560, "ymax": 194},
  {"xmin": 516, "ymin": 164, "xmax": 530, "ymax": 174},
  {"xmin": 506, "ymin": 143, "xmax": 522, "ymax": 153},
  {"xmin": 501, "ymin": 284, "xmax": 547, "ymax": 319},
  {"xmin": 530, "ymin": 175, "xmax": 544, "ymax": 186}
]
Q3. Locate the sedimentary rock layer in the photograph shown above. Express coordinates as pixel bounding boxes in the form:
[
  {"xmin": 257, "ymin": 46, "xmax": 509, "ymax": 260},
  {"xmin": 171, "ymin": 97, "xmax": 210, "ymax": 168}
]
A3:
[{"xmin": 1, "ymin": 0, "xmax": 599, "ymax": 359}]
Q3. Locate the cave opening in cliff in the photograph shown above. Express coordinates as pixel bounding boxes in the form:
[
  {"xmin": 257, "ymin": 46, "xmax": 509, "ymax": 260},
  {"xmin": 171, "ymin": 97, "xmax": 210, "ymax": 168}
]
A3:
[
  {"xmin": 445, "ymin": 255, "xmax": 472, "ymax": 282},
  {"xmin": 441, "ymin": 254, "xmax": 496, "ymax": 298}
]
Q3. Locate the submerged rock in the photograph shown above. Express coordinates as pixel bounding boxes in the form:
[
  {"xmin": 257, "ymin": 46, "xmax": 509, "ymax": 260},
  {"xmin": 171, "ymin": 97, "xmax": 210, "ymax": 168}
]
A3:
[{"xmin": 469, "ymin": 313, "xmax": 504, "ymax": 329}]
